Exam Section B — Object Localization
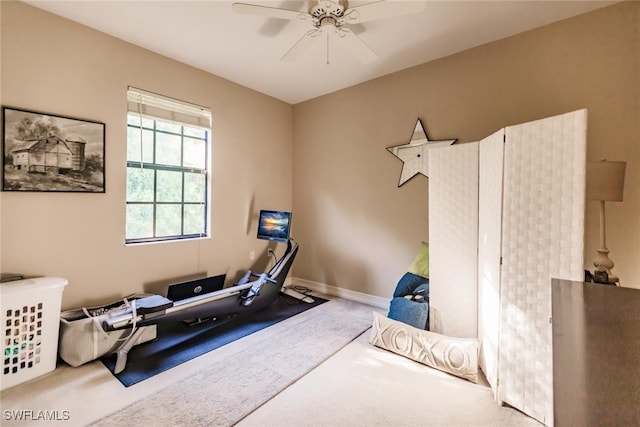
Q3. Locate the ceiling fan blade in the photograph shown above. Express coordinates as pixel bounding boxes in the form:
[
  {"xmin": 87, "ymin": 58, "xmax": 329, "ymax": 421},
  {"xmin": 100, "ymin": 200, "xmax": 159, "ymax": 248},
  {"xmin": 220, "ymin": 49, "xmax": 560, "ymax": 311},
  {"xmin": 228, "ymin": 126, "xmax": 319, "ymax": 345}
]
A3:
[
  {"xmin": 232, "ymin": 2, "xmax": 311, "ymax": 22},
  {"xmin": 344, "ymin": 0, "xmax": 425, "ymax": 24},
  {"xmin": 257, "ymin": 1, "xmax": 307, "ymax": 37},
  {"xmin": 336, "ymin": 27, "xmax": 377, "ymax": 64},
  {"xmin": 281, "ymin": 29, "xmax": 321, "ymax": 62},
  {"xmin": 349, "ymin": 23, "xmax": 366, "ymax": 35},
  {"xmin": 258, "ymin": 18, "xmax": 290, "ymax": 37}
]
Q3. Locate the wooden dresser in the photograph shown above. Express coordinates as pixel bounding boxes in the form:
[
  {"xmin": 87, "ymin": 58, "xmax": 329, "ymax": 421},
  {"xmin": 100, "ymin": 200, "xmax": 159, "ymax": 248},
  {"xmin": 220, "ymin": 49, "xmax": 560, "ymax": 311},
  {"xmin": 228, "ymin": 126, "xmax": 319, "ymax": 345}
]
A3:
[{"xmin": 551, "ymin": 278, "xmax": 640, "ymax": 426}]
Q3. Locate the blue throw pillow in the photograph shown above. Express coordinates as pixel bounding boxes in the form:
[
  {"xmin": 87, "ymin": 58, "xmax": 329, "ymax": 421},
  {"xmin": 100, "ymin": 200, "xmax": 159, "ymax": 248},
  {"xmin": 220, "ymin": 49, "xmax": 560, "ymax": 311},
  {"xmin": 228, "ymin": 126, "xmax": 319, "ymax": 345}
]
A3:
[
  {"xmin": 388, "ymin": 297, "xmax": 429, "ymax": 330},
  {"xmin": 393, "ymin": 272, "xmax": 429, "ymax": 298}
]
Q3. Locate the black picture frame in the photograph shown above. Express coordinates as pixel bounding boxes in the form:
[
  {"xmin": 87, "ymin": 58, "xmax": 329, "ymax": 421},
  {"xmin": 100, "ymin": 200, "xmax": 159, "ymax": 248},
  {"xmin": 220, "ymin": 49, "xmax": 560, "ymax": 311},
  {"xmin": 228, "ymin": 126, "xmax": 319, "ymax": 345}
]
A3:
[{"xmin": 2, "ymin": 106, "xmax": 105, "ymax": 193}]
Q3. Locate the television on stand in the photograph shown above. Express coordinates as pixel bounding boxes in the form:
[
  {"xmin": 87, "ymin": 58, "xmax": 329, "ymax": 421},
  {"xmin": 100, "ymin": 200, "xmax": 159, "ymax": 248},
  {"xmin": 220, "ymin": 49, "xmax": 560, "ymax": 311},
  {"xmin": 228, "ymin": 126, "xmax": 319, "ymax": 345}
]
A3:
[{"xmin": 256, "ymin": 210, "xmax": 292, "ymax": 243}]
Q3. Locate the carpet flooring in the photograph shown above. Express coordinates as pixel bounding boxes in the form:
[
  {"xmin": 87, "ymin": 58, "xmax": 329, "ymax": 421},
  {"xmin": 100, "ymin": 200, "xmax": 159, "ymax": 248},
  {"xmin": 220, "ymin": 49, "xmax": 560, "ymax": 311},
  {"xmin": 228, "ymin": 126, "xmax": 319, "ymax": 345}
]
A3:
[{"xmin": 0, "ymin": 297, "xmax": 538, "ymax": 427}]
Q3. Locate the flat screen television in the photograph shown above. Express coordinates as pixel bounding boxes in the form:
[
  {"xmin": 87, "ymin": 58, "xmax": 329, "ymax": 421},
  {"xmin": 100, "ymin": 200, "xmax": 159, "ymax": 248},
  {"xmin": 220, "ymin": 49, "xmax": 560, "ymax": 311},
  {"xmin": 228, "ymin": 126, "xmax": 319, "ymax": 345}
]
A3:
[{"xmin": 257, "ymin": 210, "xmax": 292, "ymax": 243}]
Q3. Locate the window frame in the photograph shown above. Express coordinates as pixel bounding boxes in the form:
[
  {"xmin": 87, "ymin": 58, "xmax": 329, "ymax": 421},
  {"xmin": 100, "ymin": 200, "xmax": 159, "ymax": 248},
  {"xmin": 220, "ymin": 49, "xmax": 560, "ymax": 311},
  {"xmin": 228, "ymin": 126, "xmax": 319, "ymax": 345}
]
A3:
[{"xmin": 125, "ymin": 88, "xmax": 212, "ymax": 245}]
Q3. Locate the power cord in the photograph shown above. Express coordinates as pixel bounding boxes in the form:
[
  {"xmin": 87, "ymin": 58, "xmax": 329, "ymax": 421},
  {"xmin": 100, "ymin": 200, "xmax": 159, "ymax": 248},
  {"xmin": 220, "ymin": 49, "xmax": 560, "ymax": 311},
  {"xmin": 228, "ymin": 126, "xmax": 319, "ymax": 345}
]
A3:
[
  {"xmin": 292, "ymin": 286, "xmax": 313, "ymax": 296},
  {"xmin": 268, "ymin": 248, "xmax": 277, "ymax": 267},
  {"xmin": 281, "ymin": 285, "xmax": 314, "ymax": 305}
]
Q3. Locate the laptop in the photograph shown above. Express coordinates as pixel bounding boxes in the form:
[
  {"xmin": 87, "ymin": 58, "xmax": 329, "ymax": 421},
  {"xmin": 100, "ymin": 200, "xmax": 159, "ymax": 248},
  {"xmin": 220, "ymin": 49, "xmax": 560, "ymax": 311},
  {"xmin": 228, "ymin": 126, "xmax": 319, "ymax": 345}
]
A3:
[{"xmin": 167, "ymin": 274, "xmax": 226, "ymax": 302}]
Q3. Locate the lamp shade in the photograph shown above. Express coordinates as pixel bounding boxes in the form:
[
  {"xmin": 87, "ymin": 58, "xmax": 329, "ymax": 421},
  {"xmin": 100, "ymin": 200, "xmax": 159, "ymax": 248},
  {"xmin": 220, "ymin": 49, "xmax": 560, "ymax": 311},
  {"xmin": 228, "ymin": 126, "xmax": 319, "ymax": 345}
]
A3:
[{"xmin": 586, "ymin": 160, "xmax": 626, "ymax": 201}]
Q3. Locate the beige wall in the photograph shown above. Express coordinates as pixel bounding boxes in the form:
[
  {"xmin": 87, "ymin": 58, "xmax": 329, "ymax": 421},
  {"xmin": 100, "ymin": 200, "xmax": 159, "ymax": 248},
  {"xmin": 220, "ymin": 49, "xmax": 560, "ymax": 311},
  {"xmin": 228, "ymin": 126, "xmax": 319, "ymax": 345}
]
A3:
[
  {"xmin": 292, "ymin": 1, "xmax": 639, "ymax": 298},
  {"xmin": 1, "ymin": 2, "xmax": 293, "ymax": 309}
]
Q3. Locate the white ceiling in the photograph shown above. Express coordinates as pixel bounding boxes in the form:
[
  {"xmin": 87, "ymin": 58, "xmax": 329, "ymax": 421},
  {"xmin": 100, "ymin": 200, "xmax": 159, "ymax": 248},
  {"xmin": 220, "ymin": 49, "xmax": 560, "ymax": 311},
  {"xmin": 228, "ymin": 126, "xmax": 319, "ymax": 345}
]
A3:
[{"xmin": 25, "ymin": 0, "xmax": 616, "ymax": 104}]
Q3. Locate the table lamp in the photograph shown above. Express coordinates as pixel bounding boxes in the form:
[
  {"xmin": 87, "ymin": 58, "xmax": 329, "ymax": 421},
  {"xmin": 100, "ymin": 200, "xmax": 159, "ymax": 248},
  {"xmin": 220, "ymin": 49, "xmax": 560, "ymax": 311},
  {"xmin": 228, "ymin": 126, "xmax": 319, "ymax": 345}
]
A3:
[{"xmin": 586, "ymin": 159, "xmax": 626, "ymax": 284}]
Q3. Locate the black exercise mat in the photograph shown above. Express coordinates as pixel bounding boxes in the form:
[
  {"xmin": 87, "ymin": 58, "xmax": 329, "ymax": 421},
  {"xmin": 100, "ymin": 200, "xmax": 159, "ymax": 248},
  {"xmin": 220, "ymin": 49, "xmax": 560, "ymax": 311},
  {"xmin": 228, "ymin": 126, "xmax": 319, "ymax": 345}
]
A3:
[{"xmin": 101, "ymin": 293, "xmax": 327, "ymax": 387}]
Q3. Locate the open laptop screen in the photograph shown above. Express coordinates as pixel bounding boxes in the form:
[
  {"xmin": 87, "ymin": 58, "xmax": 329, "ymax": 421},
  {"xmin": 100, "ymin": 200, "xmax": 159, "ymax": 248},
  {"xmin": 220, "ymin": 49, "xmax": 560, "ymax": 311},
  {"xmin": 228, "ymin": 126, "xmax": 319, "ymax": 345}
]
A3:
[{"xmin": 167, "ymin": 274, "xmax": 226, "ymax": 301}]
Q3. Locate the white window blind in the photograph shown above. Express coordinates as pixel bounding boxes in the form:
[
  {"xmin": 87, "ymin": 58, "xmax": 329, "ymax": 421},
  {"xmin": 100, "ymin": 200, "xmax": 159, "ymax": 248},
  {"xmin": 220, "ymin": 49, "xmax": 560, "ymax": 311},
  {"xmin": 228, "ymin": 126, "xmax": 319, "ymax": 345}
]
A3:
[{"xmin": 127, "ymin": 87, "xmax": 211, "ymax": 129}]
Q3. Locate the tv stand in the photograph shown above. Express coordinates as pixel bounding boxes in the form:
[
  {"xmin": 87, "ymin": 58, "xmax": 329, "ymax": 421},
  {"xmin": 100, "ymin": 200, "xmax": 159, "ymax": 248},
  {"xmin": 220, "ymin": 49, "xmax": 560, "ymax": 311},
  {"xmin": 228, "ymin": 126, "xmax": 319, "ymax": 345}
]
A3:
[{"xmin": 281, "ymin": 286, "xmax": 314, "ymax": 303}]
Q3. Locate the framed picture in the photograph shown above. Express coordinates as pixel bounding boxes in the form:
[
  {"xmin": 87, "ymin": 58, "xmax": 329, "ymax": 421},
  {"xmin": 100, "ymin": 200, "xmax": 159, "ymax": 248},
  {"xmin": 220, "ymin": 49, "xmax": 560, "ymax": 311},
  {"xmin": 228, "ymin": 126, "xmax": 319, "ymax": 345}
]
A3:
[{"xmin": 2, "ymin": 107, "xmax": 105, "ymax": 193}]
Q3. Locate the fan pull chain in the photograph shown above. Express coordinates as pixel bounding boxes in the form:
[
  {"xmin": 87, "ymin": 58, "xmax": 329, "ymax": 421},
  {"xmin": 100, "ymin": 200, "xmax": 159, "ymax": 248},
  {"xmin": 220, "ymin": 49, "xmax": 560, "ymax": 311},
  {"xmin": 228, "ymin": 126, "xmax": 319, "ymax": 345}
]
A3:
[{"xmin": 326, "ymin": 32, "xmax": 330, "ymax": 65}]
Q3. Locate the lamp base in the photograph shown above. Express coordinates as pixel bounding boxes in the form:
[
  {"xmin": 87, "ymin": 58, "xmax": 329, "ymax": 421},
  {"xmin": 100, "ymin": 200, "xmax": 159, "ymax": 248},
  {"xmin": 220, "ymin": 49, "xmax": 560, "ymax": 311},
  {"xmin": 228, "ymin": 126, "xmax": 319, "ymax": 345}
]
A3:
[
  {"xmin": 593, "ymin": 247, "xmax": 614, "ymax": 270},
  {"xmin": 593, "ymin": 247, "xmax": 619, "ymax": 284}
]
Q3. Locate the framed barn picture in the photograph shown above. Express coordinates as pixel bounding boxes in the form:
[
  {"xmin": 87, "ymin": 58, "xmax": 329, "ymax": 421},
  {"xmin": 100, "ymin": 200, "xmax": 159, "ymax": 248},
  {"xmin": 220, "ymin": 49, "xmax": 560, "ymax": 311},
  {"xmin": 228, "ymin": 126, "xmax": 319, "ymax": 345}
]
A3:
[{"xmin": 2, "ymin": 107, "xmax": 105, "ymax": 192}]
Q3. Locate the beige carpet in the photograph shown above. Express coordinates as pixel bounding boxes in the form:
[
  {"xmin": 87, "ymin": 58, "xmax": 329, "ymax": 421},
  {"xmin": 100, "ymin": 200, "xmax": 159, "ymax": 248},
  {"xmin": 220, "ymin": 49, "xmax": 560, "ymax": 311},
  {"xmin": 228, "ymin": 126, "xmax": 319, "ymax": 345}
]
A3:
[
  {"xmin": 239, "ymin": 332, "xmax": 540, "ymax": 426},
  {"xmin": 0, "ymin": 296, "xmax": 539, "ymax": 426}
]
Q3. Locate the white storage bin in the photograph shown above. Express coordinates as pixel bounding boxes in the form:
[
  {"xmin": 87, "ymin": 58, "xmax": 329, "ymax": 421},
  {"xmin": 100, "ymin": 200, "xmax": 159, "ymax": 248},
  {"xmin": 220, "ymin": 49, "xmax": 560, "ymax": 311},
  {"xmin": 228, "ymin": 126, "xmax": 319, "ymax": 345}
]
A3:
[{"xmin": 1, "ymin": 277, "xmax": 68, "ymax": 390}]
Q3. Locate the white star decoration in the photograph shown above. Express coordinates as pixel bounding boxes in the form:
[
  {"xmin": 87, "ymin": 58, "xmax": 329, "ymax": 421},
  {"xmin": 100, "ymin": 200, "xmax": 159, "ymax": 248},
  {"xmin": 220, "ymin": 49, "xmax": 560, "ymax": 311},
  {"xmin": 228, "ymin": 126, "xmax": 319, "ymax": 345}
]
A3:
[{"xmin": 387, "ymin": 119, "xmax": 456, "ymax": 186}]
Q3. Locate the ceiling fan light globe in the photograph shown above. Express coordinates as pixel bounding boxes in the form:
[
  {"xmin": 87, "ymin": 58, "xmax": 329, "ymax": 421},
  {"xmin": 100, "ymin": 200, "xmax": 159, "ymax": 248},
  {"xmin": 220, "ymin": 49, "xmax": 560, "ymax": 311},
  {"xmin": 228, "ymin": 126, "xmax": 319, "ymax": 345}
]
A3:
[{"xmin": 320, "ymin": 17, "xmax": 338, "ymax": 33}]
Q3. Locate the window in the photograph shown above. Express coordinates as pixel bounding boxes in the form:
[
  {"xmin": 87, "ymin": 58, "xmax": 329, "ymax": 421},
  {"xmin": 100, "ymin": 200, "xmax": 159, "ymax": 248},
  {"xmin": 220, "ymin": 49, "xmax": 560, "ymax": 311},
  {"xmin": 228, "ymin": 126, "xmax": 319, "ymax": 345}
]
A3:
[{"xmin": 125, "ymin": 88, "xmax": 212, "ymax": 244}]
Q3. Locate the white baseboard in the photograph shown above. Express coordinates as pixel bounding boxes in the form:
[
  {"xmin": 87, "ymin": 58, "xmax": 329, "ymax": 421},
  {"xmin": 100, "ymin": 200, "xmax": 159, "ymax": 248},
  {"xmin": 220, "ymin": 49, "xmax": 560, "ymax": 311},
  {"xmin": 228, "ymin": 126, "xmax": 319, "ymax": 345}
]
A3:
[{"xmin": 284, "ymin": 277, "xmax": 390, "ymax": 309}]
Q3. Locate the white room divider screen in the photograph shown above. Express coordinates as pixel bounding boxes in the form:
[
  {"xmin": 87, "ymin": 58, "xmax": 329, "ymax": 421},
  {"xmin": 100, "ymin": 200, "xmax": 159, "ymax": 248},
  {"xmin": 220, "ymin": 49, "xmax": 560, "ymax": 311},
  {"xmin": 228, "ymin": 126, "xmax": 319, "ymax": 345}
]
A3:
[
  {"xmin": 429, "ymin": 109, "xmax": 587, "ymax": 426},
  {"xmin": 428, "ymin": 142, "xmax": 479, "ymax": 338},
  {"xmin": 496, "ymin": 110, "xmax": 586, "ymax": 425},
  {"xmin": 477, "ymin": 129, "xmax": 505, "ymax": 395}
]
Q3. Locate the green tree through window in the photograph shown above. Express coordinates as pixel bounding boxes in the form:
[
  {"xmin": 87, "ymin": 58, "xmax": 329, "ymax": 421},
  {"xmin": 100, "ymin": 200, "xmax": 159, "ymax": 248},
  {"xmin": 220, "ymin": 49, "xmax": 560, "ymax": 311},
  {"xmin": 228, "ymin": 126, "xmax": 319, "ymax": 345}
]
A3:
[{"xmin": 125, "ymin": 112, "xmax": 209, "ymax": 244}]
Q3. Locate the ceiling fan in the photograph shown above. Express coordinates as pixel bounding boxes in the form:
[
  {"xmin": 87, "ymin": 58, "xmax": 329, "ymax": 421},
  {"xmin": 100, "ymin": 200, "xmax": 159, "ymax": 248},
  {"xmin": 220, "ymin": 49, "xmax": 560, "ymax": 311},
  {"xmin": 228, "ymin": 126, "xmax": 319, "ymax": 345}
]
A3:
[{"xmin": 232, "ymin": 1, "xmax": 425, "ymax": 64}]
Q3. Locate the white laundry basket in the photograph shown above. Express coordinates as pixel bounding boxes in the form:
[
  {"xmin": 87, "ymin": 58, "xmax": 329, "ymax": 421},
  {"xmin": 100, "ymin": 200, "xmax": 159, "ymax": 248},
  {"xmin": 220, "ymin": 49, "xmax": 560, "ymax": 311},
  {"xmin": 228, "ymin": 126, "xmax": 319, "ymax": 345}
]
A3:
[{"xmin": 1, "ymin": 277, "xmax": 68, "ymax": 390}]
